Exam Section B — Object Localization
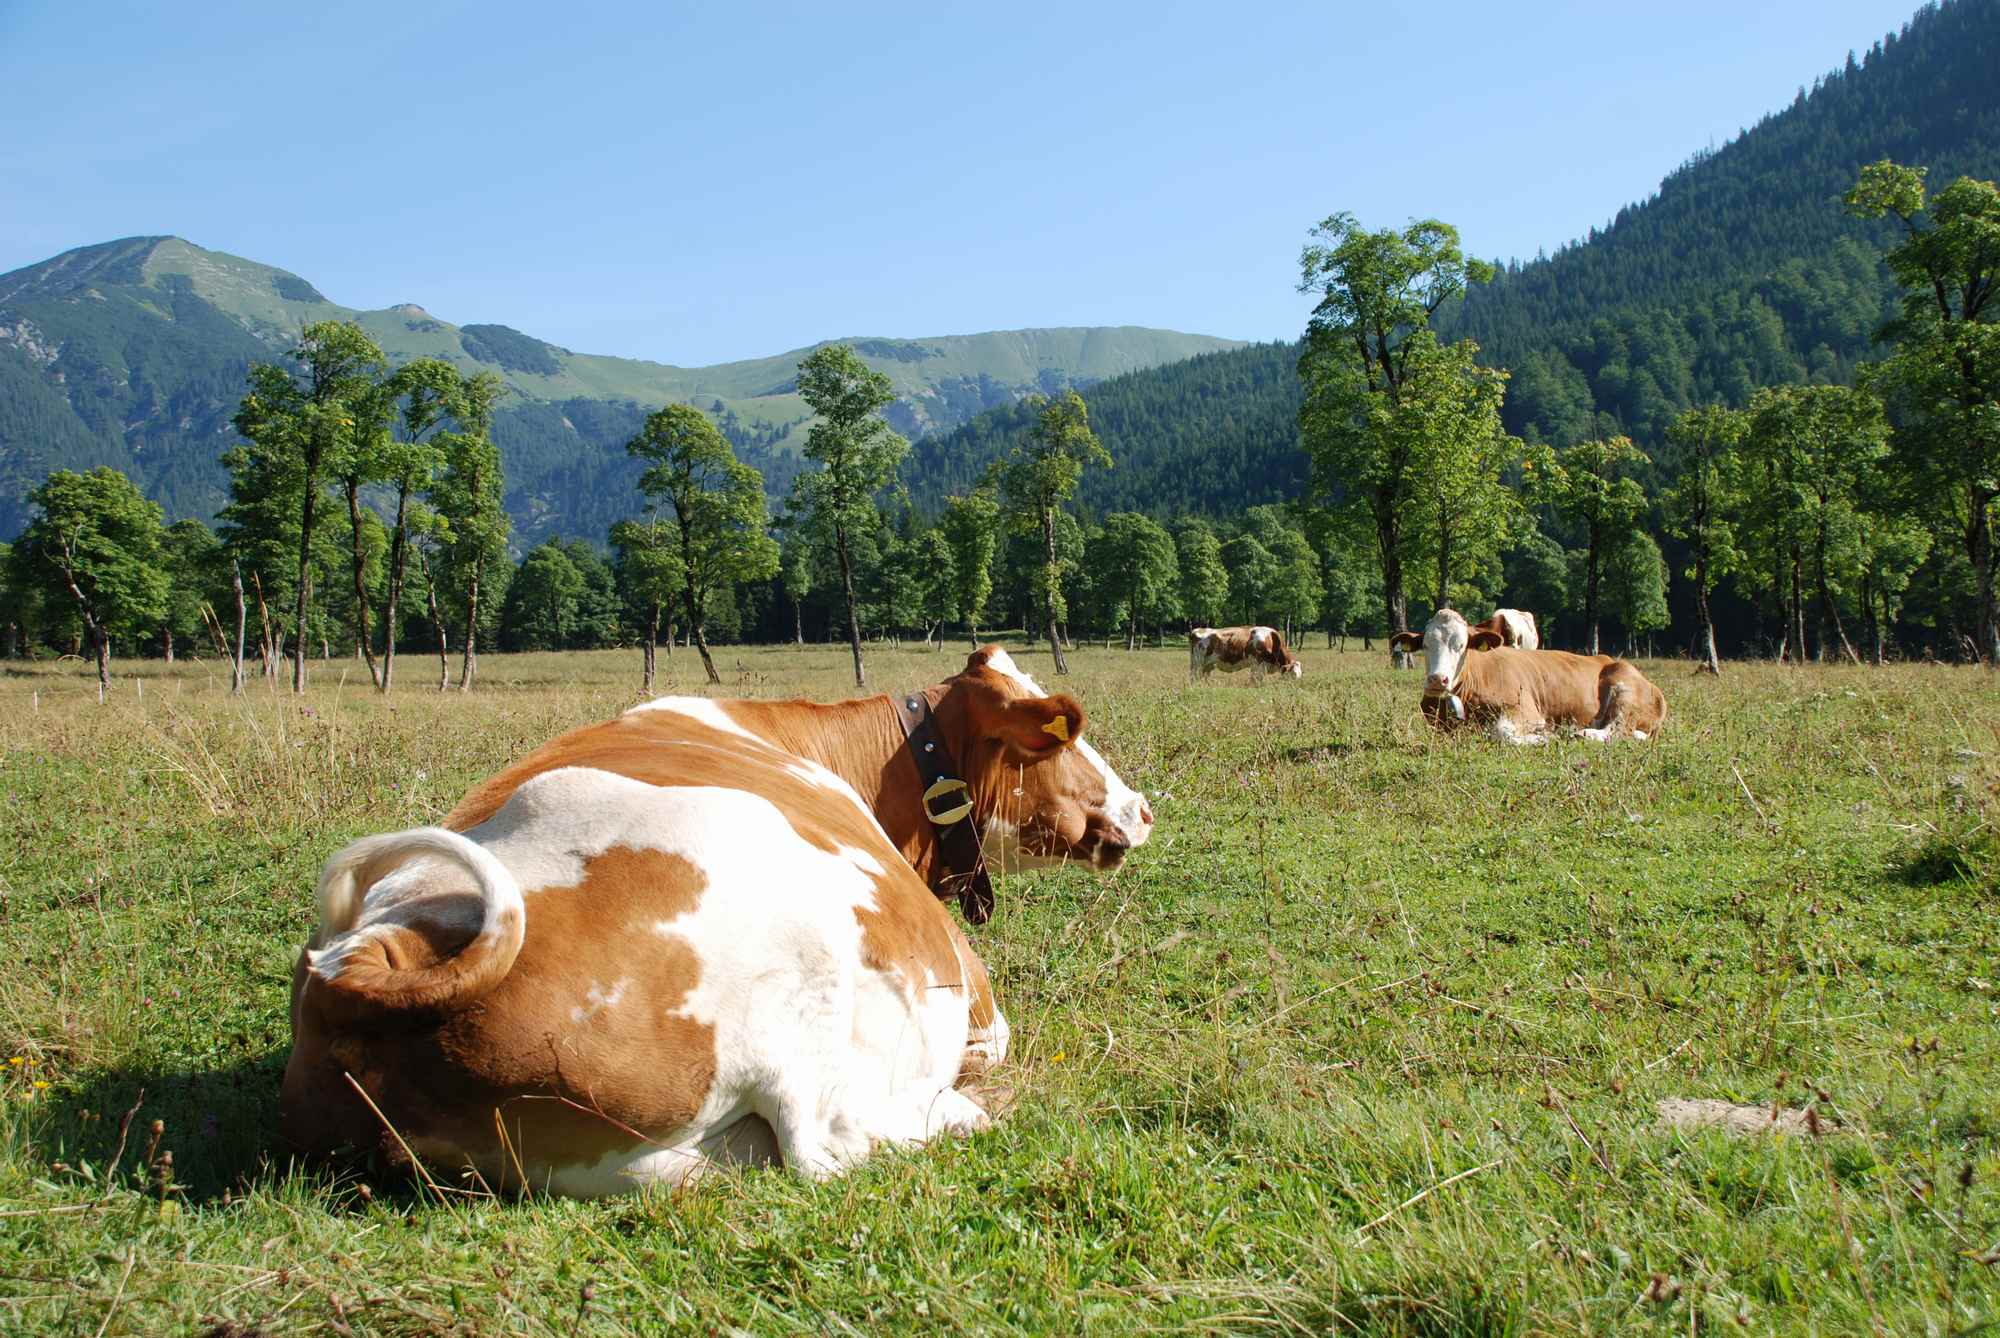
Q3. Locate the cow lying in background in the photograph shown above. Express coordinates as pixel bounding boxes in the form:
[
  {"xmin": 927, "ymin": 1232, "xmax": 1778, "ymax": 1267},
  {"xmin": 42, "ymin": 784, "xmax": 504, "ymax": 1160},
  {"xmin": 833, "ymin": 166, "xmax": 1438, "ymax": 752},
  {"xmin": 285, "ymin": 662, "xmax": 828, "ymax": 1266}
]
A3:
[
  {"xmin": 1189, "ymin": 626, "xmax": 1303, "ymax": 683},
  {"xmin": 1389, "ymin": 608, "xmax": 1663, "ymax": 743},
  {"xmin": 1475, "ymin": 608, "xmax": 1539, "ymax": 650},
  {"xmin": 281, "ymin": 647, "xmax": 1152, "ymax": 1197}
]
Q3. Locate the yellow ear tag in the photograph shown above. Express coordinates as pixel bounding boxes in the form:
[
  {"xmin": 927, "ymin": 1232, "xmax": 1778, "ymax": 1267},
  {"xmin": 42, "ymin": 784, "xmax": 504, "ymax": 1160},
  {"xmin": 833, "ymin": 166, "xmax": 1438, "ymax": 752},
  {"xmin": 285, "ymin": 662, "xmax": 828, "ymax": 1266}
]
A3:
[{"xmin": 1041, "ymin": 715, "xmax": 1070, "ymax": 743}]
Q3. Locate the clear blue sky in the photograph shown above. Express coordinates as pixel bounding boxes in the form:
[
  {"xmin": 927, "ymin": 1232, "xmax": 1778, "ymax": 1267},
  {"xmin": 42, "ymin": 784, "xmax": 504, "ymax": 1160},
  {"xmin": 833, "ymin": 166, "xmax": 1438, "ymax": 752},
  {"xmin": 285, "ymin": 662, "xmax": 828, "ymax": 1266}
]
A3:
[{"xmin": 1, "ymin": 1, "xmax": 1924, "ymax": 367}]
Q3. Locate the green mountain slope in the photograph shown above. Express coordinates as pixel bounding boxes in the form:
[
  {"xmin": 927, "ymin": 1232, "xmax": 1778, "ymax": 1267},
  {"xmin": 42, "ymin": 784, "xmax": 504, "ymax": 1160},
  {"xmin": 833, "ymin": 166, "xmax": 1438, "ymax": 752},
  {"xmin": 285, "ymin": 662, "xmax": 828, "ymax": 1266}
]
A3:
[
  {"xmin": 0, "ymin": 236, "xmax": 1238, "ymax": 540},
  {"xmin": 905, "ymin": 0, "xmax": 1999, "ymax": 518}
]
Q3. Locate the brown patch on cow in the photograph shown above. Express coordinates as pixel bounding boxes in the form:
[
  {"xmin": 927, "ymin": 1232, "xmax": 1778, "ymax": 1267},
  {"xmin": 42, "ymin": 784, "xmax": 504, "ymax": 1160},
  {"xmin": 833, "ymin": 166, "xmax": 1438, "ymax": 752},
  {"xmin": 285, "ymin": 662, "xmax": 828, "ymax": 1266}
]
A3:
[{"xmin": 282, "ymin": 844, "xmax": 721, "ymax": 1187}]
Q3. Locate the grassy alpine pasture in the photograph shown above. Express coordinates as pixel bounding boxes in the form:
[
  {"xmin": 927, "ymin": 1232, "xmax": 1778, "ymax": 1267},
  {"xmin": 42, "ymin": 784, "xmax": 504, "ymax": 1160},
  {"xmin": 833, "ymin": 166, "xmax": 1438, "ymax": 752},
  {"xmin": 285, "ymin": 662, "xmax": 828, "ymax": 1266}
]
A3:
[{"xmin": 1, "ymin": 641, "xmax": 1996, "ymax": 1335}]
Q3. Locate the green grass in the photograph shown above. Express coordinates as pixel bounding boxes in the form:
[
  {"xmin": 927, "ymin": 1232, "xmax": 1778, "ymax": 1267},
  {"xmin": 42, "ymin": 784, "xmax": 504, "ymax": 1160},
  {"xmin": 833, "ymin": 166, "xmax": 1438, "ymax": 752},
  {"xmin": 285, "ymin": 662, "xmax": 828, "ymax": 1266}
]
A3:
[{"xmin": 2, "ymin": 642, "xmax": 1997, "ymax": 1334}]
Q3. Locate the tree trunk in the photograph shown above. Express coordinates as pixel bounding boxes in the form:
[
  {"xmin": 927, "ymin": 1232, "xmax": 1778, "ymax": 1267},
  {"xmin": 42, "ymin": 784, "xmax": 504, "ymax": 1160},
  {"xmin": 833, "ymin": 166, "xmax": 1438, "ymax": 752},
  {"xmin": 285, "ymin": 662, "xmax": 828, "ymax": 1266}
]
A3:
[
  {"xmin": 345, "ymin": 479, "xmax": 381, "ymax": 688},
  {"xmin": 163, "ymin": 625, "xmax": 174, "ymax": 664},
  {"xmin": 1043, "ymin": 506, "xmax": 1070, "ymax": 675},
  {"xmin": 835, "ymin": 521, "xmax": 865, "ymax": 687},
  {"xmin": 1376, "ymin": 501, "xmax": 1409, "ymax": 666},
  {"xmin": 1814, "ymin": 528, "xmax": 1861, "ymax": 665},
  {"xmin": 1583, "ymin": 523, "xmax": 1602, "ymax": 656},
  {"xmin": 683, "ymin": 581, "xmax": 720, "ymax": 685},
  {"xmin": 1789, "ymin": 554, "xmax": 1807, "ymax": 666},
  {"xmin": 643, "ymin": 601, "xmax": 660, "ymax": 693},
  {"xmin": 458, "ymin": 558, "xmax": 482, "ymax": 691},
  {"xmin": 1973, "ymin": 485, "xmax": 2000, "ymax": 668},
  {"xmin": 1126, "ymin": 601, "xmax": 1137, "ymax": 651},
  {"xmin": 292, "ymin": 449, "xmax": 321, "ymax": 694},
  {"xmin": 94, "ymin": 627, "xmax": 109, "ymax": 704},
  {"xmin": 793, "ymin": 597, "xmax": 804, "ymax": 647},
  {"xmin": 1694, "ymin": 561, "xmax": 1721, "ymax": 676},
  {"xmin": 1862, "ymin": 567, "xmax": 1884, "ymax": 667},
  {"xmin": 415, "ymin": 548, "xmax": 450, "ymax": 691},
  {"xmin": 380, "ymin": 483, "xmax": 411, "ymax": 694},
  {"xmin": 230, "ymin": 562, "xmax": 247, "ymax": 696}
]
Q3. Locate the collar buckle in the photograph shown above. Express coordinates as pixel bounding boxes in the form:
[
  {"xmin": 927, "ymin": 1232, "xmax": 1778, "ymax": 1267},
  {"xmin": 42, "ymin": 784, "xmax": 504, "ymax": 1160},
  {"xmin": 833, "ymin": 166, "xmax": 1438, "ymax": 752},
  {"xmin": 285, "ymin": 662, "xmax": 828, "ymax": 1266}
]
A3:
[{"xmin": 923, "ymin": 777, "xmax": 974, "ymax": 825}]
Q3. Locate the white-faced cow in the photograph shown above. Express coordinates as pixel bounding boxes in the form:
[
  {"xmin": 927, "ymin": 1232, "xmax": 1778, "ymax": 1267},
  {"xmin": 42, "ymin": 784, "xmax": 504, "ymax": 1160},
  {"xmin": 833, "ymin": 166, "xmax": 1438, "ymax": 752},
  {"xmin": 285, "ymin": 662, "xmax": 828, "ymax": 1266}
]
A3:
[
  {"xmin": 1389, "ymin": 608, "xmax": 1664, "ymax": 744},
  {"xmin": 281, "ymin": 647, "xmax": 1151, "ymax": 1196},
  {"xmin": 1188, "ymin": 626, "xmax": 1302, "ymax": 683}
]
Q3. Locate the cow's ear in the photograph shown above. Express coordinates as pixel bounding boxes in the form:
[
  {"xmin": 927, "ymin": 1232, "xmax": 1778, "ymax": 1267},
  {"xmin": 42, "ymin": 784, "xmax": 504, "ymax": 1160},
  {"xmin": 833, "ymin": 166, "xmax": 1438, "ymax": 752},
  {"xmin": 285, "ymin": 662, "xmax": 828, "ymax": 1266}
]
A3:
[
  {"xmin": 1468, "ymin": 630, "xmax": 1504, "ymax": 651},
  {"xmin": 1389, "ymin": 631, "xmax": 1423, "ymax": 652},
  {"xmin": 991, "ymin": 694, "xmax": 1084, "ymax": 760}
]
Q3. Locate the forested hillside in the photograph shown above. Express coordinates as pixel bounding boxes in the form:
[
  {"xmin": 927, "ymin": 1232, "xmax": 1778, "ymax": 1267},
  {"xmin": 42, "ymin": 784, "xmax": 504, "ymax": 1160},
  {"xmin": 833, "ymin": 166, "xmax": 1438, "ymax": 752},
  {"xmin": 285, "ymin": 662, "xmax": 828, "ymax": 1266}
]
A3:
[
  {"xmin": 0, "ymin": 236, "xmax": 1236, "ymax": 542},
  {"xmin": 904, "ymin": 342, "xmax": 1305, "ymax": 515},
  {"xmin": 906, "ymin": 0, "xmax": 1999, "ymax": 517}
]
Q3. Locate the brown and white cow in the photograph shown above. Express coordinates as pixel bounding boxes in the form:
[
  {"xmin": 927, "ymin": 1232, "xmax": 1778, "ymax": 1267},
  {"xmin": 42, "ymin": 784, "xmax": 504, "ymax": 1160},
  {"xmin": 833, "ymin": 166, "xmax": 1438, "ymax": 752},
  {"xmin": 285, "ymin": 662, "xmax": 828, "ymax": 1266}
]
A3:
[
  {"xmin": 1189, "ymin": 626, "xmax": 1302, "ymax": 683},
  {"xmin": 1474, "ymin": 608, "xmax": 1539, "ymax": 650},
  {"xmin": 1388, "ymin": 608, "xmax": 1663, "ymax": 743},
  {"xmin": 281, "ymin": 647, "xmax": 1151, "ymax": 1196}
]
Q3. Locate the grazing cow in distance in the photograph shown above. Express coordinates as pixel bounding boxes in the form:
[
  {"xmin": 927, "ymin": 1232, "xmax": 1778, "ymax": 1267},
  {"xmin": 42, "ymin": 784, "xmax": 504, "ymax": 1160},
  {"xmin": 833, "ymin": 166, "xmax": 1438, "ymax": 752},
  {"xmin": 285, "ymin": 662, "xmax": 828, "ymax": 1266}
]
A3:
[
  {"xmin": 1189, "ymin": 626, "xmax": 1303, "ymax": 683},
  {"xmin": 281, "ymin": 646, "xmax": 1152, "ymax": 1197},
  {"xmin": 1388, "ymin": 608, "xmax": 1663, "ymax": 743}
]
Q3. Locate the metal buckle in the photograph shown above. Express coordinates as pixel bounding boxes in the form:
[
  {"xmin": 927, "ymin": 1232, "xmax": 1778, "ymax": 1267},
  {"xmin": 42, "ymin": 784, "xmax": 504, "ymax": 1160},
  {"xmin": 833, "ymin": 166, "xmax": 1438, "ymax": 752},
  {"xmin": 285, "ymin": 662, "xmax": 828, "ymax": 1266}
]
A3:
[{"xmin": 923, "ymin": 777, "xmax": 973, "ymax": 826}]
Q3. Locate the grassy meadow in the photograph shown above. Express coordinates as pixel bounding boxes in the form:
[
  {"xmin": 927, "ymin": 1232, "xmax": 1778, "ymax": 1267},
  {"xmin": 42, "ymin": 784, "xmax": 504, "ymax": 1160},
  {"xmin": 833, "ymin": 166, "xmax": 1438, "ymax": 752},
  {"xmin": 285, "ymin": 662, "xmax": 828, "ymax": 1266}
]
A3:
[{"xmin": 1, "ymin": 639, "xmax": 1997, "ymax": 1334}]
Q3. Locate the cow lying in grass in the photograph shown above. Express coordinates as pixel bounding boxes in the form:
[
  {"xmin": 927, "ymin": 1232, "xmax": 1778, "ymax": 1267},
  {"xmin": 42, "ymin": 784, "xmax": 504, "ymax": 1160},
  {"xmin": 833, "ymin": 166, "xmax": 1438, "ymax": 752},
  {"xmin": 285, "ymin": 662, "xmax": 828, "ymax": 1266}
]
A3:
[
  {"xmin": 281, "ymin": 647, "xmax": 1151, "ymax": 1196},
  {"xmin": 1389, "ymin": 609, "xmax": 1664, "ymax": 743}
]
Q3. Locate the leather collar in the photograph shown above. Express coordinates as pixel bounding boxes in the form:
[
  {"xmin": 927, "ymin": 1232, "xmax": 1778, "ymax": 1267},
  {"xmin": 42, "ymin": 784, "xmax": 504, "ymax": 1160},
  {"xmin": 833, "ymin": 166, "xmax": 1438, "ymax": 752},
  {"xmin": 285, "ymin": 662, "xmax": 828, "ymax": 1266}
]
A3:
[{"xmin": 893, "ymin": 690, "xmax": 995, "ymax": 925}]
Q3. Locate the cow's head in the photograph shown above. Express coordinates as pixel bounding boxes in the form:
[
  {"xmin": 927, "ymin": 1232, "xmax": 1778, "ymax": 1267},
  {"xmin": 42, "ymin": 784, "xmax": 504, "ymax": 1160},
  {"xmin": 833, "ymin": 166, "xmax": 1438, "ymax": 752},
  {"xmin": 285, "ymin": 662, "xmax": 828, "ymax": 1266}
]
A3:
[
  {"xmin": 1263, "ymin": 630, "xmax": 1305, "ymax": 679},
  {"xmin": 1393, "ymin": 609, "xmax": 1503, "ymax": 699},
  {"xmin": 936, "ymin": 646, "xmax": 1153, "ymax": 872}
]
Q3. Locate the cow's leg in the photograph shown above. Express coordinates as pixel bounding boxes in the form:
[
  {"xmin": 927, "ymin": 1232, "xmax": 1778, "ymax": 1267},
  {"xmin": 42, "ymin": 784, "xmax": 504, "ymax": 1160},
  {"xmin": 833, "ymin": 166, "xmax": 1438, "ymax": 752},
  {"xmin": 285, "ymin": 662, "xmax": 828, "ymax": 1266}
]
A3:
[
  {"xmin": 1489, "ymin": 714, "xmax": 1549, "ymax": 746},
  {"xmin": 764, "ymin": 955, "xmax": 985, "ymax": 1178},
  {"xmin": 1581, "ymin": 674, "xmax": 1636, "ymax": 742}
]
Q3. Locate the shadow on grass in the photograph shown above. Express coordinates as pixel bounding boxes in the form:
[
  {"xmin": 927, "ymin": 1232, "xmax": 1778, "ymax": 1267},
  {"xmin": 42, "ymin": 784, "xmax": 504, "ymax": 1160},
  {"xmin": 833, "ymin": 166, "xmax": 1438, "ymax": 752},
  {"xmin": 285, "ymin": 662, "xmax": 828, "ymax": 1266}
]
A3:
[
  {"xmin": 42, "ymin": 1051, "xmax": 289, "ymax": 1205},
  {"xmin": 1281, "ymin": 741, "xmax": 1369, "ymax": 763}
]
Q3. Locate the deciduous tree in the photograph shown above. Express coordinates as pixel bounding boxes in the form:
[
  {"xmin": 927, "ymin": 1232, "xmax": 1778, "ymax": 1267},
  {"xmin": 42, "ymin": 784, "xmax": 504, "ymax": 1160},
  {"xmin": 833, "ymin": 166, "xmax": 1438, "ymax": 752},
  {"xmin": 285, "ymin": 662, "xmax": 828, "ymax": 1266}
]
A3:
[
  {"xmin": 940, "ymin": 488, "xmax": 1001, "ymax": 646},
  {"xmin": 1297, "ymin": 213, "xmax": 1495, "ymax": 656},
  {"xmin": 794, "ymin": 345, "xmax": 908, "ymax": 686},
  {"xmin": 1662, "ymin": 405, "xmax": 1746, "ymax": 673},
  {"xmin": 232, "ymin": 320, "xmax": 386, "ymax": 692},
  {"xmin": 627, "ymin": 403, "xmax": 778, "ymax": 684},
  {"xmin": 1173, "ymin": 517, "xmax": 1230, "ymax": 630},
  {"xmin": 12, "ymin": 467, "xmax": 169, "ymax": 699},
  {"xmin": 1527, "ymin": 435, "xmax": 1648, "ymax": 654},
  {"xmin": 1000, "ymin": 391, "xmax": 1110, "ymax": 673},
  {"xmin": 1847, "ymin": 161, "xmax": 2000, "ymax": 663}
]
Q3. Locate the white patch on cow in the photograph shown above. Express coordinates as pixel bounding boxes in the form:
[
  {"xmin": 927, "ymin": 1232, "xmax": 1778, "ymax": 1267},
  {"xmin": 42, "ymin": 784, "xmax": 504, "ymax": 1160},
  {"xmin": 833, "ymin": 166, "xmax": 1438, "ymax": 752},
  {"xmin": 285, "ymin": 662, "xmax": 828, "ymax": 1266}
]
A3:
[
  {"xmin": 462, "ymin": 767, "xmax": 973, "ymax": 1181},
  {"xmin": 624, "ymin": 696, "xmax": 763, "ymax": 744},
  {"xmin": 1489, "ymin": 716, "xmax": 1548, "ymax": 746},
  {"xmin": 835, "ymin": 844, "xmax": 887, "ymax": 876},
  {"xmin": 783, "ymin": 756, "xmax": 876, "ymax": 821},
  {"xmin": 1632, "ymin": 729, "xmax": 1650, "ymax": 741},
  {"xmin": 979, "ymin": 647, "xmax": 1045, "ymax": 696},
  {"xmin": 537, "ymin": 1106, "xmax": 780, "ymax": 1197},
  {"xmin": 1073, "ymin": 736, "xmax": 1151, "ymax": 852},
  {"xmin": 570, "ymin": 977, "xmax": 629, "ymax": 1025},
  {"xmin": 1495, "ymin": 608, "xmax": 1540, "ymax": 651}
]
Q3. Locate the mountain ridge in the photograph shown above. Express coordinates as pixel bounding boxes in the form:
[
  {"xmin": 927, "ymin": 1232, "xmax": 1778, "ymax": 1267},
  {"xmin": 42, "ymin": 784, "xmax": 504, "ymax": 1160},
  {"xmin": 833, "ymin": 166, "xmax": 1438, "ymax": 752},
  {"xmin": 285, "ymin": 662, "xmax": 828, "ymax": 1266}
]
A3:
[{"xmin": 0, "ymin": 234, "xmax": 1239, "ymax": 540}]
